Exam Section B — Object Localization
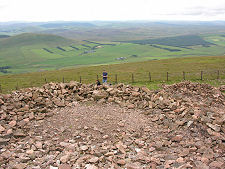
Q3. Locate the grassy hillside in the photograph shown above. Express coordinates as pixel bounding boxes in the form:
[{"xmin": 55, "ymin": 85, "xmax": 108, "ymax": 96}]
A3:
[
  {"xmin": 0, "ymin": 33, "xmax": 75, "ymax": 73},
  {"xmin": 0, "ymin": 33, "xmax": 73, "ymax": 48},
  {"xmin": 0, "ymin": 56, "xmax": 224, "ymax": 93},
  {"xmin": 1, "ymin": 33, "xmax": 225, "ymax": 74}
]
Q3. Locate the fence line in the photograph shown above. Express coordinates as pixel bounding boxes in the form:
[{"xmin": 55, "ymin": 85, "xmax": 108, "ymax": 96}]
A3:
[
  {"xmin": 70, "ymin": 70, "xmax": 225, "ymax": 84},
  {"xmin": 0, "ymin": 69, "xmax": 225, "ymax": 93}
]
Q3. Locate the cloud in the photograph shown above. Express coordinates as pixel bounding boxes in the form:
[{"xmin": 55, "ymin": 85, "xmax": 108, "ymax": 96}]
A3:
[
  {"xmin": 0, "ymin": 4, "xmax": 6, "ymax": 9},
  {"xmin": 0, "ymin": 0, "xmax": 225, "ymax": 21},
  {"xmin": 0, "ymin": 0, "xmax": 9, "ymax": 10},
  {"xmin": 183, "ymin": 7, "xmax": 225, "ymax": 16},
  {"xmin": 158, "ymin": 6, "xmax": 225, "ymax": 18}
]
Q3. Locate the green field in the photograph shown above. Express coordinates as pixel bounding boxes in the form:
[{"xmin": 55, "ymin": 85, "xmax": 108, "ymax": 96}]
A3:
[
  {"xmin": 0, "ymin": 56, "xmax": 224, "ymax": 93},
  {"xmin": 1, "ymin": 33, "xmax": 225, "ymax": 75}
]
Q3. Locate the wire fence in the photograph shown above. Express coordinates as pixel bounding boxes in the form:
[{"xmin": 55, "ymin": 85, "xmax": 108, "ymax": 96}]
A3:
[
  {"xmin": 73, "ymin": 69, "xmax": 225, "ymax": 84},
  {"xmin": 0, "ymin": 69, "xmax": 225, "ymax": 93}
]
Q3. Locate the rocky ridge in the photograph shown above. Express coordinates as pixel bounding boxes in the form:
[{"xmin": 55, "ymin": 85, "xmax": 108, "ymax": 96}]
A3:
[{"xmin": 0, "ymin": 81, "xmax": 224, "ymax": 168}]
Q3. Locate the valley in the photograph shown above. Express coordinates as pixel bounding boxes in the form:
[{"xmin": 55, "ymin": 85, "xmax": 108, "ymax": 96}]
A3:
[{"xmin": 0, "ymin": 32, "xmax": 225, "ymax": 74}]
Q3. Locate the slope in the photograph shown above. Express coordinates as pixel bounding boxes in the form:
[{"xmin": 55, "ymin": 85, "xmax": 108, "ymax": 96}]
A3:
[
  {"xmin": 0, "ymin": 33, "xmax": 75, "ymax": 73},
  {"xmin": 0, "ymin": 55, "xmax": 224, "ymax": 93},
  {"xmin": 0, "ymin": 33, "xmax": 74, "ymax": 48},
  {"xmin": 1, "ymin": 33, "xmax": 225, "ymax": 74}
]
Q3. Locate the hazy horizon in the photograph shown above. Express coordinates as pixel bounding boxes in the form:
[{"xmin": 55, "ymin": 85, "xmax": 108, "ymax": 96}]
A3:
[{"xmin": 1, "ymin": 20, "xmax": 225, "ymax": 25}]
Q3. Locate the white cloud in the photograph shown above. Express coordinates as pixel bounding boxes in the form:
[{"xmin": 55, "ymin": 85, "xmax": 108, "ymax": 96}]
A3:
[
  {"xmin": 0, "ymin": 0, "xmax": 225, "ymax": 21},
  {"xmin": 0, "ymin": 0, "xmax": 9, "ymax": 9}
]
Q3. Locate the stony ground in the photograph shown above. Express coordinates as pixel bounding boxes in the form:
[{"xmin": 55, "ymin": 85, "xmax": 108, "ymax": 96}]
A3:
[{"xmin": 0, "ymin": 82, "xmax": 224, "ymax": 169}]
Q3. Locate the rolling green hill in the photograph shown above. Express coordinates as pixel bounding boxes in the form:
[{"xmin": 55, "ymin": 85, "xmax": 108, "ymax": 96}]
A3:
[
  {"xmin": 0, "ymin": 33, "xmax": 75, "ymax": 73},
  {"xmin": 1, "ymin": 33, "xmax": 225, "ymax": 74},
  {"xmin": 0, "ymin": 33, "xmax": 73, "ymax": 48}
]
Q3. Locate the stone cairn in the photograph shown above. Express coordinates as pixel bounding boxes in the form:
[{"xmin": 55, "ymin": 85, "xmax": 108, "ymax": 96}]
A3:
[{"xmin": 0, "ymin": 81, "xmax": 224, "ymax": 168}]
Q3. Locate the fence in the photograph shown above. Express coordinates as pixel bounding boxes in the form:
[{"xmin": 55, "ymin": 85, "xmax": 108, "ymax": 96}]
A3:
[
  {"xmin": 71, "ymin": 69, "xmax": 225, "ymax": 84},
  {"xmin": 0, "ymin": 69, "xmax": 225, "ymax": 93}
]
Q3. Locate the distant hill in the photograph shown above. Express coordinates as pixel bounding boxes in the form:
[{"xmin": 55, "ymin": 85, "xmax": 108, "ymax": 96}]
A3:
[
  {"xmin": 0, "ymin": 33, "xmax": 74, "ymax": 49},
  {"xmin": 0, "ymin": 35, "xmax": 10, "ymax": 38},
  {"xmin": 40, "ymin": 22, "xmax": 95, "ymax": 28},
  {"xmin": 1, "ymin": 21, "xmax": 225, "ymax": 41},
  {"xmin": 0, "ymin": 33, "xmax": 76, "ymax": 73}
]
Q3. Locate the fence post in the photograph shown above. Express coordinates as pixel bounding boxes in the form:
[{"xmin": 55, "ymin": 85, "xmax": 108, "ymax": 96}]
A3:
[
  {"xmin": 115, "ymin": 74, "xmax": 117, "ymax": 84},
  {"xmin": 217, "ymin": 70, "xmax": 220, "ymax": 80},
  {"xmin": 63, "ymin": 77, "xmax": 64, "ymax": 83},
  {"xmin": 167, "ymin": 72, "xmax": 169, "ymax": 82},
  {"xmin": 132, "ymin": 73, "xmax": 134, "ymax": 83},
  {"xmin": 0, "ymin": 84, "xmax": 2, "ymax": 93},
  {"xmin": 16, "ymin": 83, "xmax": 18, "ymax": 90},
  {"xmin": 201, "ymin": 71, "xmax": 203, "ymax": 80},
  {"xmin": 183, "ymin": 71, "xmax": 185, "ymax": 80},
  {"xmin": 45, "ymin": 78, "xmax": 47, "ymax": 83},
  {"xmin": 79, "ymin": 76, "xmax": 82, "ymax": 83},
  {"xmin": 149, "ymin": 72, "xmax": 151, "ymax": 82}
]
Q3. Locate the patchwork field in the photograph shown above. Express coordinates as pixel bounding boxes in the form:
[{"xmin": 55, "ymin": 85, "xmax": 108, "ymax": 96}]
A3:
[{"xmin": 0, "ymin": 33, "xmax": 225, "ymax": 74}]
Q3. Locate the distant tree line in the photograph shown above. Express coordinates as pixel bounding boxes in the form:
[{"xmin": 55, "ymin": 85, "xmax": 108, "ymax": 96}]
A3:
[
  {"xmin": 70, "ymin": 46, "xmax": 80, "ymax": 50},
  {"xmin": 43, "ymin": 48, "xmax": 53, "ymax": 53},
  {"xmin": 83, "ymin": 40, "xmax": 116, "ymax": 46},
  {"xmin": 122, "ymin": 35, "xmax": 214, "ymax": 48},
  {"xmin": 81, "ymin": 44, "xmax": 92, "ymax": 48},
  {"xmin": 56, "ymin": 46, "xmax": 66, "ymax": 51},
  {"xmin": 150, "ymin": 44, "xmax": 181, "ymax": 52}
]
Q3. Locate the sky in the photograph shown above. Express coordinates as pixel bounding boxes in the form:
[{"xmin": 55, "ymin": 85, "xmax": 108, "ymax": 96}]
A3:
[{"xmin": 0, "ymin": 0, "xmax": 225, "ymax": 22}]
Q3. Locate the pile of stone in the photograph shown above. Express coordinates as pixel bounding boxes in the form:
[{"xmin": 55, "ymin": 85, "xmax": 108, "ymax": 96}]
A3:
[{"xmin": 0, "ymin": 81, "xmax": 224, "ymax": 168}]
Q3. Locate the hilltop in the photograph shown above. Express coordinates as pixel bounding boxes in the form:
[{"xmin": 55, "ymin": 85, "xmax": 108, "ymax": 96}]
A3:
[
  {"xmin": 0, "ymin": 33, "xmax": 76, "ymax": 73},
  {"xmin": 0, "ymin": 81, "xmax": 224, "ymax": 168},
  {"xmin": 0, "ymin": 33, "xmax": 74, "ymax": 48},
  {"xmin": 0, "ymin": 21, "xmax": 224, "ymax": 168}
]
